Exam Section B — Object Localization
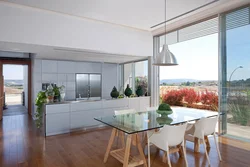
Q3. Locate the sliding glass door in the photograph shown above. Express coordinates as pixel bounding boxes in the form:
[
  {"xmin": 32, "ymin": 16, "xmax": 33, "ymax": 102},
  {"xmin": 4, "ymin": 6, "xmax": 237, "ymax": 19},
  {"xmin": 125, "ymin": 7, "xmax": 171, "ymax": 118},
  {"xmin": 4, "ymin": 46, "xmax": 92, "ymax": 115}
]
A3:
[{"xmin": 220, "ymin": 6, "xmax": 250, "ymax": 141}]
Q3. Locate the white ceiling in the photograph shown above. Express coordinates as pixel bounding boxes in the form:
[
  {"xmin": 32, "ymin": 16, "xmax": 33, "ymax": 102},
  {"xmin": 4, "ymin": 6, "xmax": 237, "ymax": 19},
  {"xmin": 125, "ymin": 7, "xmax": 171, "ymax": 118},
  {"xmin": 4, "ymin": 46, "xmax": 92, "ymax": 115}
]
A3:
[
  {"xmin": 2, "ymin": 0, "xmax": 216, "ymax": 30},
  {"xmin": 0, "ymin": 41, "xmax": 146, "ymax": 63}
]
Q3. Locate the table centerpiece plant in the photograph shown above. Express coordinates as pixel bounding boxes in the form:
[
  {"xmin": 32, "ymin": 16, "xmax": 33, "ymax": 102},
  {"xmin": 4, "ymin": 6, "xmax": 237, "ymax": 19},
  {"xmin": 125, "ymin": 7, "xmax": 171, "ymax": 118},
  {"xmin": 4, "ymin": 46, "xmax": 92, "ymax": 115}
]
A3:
[{"xmin": 156, "ymin": 103, "xmax": 173, "ymax": 125}]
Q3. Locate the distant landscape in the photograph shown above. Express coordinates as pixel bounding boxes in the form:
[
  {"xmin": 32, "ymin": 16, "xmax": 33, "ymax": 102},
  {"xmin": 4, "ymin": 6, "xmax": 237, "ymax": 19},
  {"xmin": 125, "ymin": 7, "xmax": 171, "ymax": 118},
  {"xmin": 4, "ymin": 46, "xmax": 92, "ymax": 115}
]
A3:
[
  {"xmin": 4, "ymin": 79, "xmax": 23, "ymax": 86},
  {"xmin": 160, "ymin": 78, "xmax": 217, "ymax": 89},
  {"xmin": 4, "ymin": 79, "xmax": 23, "ymax": 94}
]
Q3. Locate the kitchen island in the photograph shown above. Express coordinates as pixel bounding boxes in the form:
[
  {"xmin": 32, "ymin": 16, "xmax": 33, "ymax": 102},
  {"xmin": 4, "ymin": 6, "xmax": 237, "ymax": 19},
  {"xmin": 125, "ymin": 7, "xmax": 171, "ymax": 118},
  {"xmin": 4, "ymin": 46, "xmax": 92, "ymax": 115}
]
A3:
[{"xmin": 44, "ymin": 97, "xmax": 150, "ymax": 137}]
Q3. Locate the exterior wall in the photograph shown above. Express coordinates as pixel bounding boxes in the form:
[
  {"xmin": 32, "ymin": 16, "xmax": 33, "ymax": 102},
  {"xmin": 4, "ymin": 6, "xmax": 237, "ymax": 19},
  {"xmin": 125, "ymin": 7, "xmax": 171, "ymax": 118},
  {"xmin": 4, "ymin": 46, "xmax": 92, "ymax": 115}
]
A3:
[{"xmin": 31, "ymin": 57, "xmax": 118, "ymax": 116}]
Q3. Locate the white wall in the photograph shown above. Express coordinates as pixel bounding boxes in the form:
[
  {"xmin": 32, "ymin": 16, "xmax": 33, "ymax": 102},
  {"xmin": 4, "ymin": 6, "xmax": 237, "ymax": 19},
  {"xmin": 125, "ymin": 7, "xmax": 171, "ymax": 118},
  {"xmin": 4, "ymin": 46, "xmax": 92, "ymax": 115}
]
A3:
[
  {"xmin": 102, "ymin": 63, "xmax": 119, "ymax": 99},
  {"xmin": 32, "ymin": 58, "xmax": 119, "ymax": 116},
  {"xmin": 0, "ymin": 2, "xmax": 153, "ymax": 57}
]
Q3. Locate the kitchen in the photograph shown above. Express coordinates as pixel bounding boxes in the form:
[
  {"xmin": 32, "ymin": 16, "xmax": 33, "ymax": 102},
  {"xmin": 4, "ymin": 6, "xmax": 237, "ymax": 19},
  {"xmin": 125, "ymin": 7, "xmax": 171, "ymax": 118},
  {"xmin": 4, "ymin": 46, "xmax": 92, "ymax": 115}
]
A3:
[{"xmin": 32, "ymin": 58, "xmax": 150, "ymax": 136}]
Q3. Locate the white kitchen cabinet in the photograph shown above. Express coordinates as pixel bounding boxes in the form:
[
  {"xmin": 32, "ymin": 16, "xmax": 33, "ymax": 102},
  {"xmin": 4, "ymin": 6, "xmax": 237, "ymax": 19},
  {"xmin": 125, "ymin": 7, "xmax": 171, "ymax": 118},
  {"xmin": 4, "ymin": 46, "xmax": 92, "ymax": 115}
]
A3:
[
  {"xmin": 139, "ymin": 97, "xmax": 151, "ymax": 111},
  {"xmin": 45, "ymin": 97, "xmax": 150, "ymax": 136},
  {"xmin": 128, "ymin": 98, "xmax": 140, "ymax": 111},
  {"xmin": 42, "ymin": 60, "xmax": 57, "ymax": 73},
  {"xmin": 46, "ymin": 104, "xmax": 70, "ymax": 114},
  {"xmin": 103, "ymin": 99, "xmax": 129, "ymax": 108},
  {"xmin": 46, "ymin": 112, "xmax": 70, "ymax": 136},
  {"xmin": 71, "ymin": 101, "xmax": 103, "ymax": 112},
  {"xmin": 42, "ymin": 73, "xmax": 58, "ymax": 83},
  {"xmin": 70, "ymin": 109, "xmax": 103, "ymax": 129},
  {"xmin": 57, "ymin": 61, "xmax": 75, "ymax": 73},
  {"xmin": 128, "ymin": 97, "xmax": 150, "ymax": 111},
  {"xmin": 75, "ymin": 62, "xmax": 102, "ymax": 73}
]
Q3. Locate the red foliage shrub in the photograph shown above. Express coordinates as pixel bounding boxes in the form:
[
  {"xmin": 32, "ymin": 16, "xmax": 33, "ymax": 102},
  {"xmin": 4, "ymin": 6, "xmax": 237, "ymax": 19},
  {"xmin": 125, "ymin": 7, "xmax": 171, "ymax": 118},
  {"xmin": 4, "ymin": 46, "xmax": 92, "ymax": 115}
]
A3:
[
  {"xmin": 161, "ymin": 88, "xmax": 218, "ymax": 111},
  {"xmin": 162, "ymin": 90, "xmax": 184, "ymax": 106},
  {"xmin": 182, "ymin": 88, "xmax": 200, "ymax": 105},
  {"xmin": 200, "ymin": 90, "xmax": 218, "ymax": 108}
]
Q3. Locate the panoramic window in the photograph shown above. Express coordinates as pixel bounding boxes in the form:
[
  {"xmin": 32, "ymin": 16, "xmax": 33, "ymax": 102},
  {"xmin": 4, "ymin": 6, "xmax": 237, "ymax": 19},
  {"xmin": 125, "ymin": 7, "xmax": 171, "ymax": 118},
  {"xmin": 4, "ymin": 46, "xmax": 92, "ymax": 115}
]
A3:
[
  {"xmin": 135, "ymin": 60, "xmax": 148, "ymax": 96},
  {"xmin": 158, "ymin": 17, "xmax": 219, "ymax": 112},
  {"xmin": 222, "ymin": 7, "xmax": 250, "ymax": 140},
  {"xmin": 122, "ymin": 60, "xmax": 148, "ymax": 96}
]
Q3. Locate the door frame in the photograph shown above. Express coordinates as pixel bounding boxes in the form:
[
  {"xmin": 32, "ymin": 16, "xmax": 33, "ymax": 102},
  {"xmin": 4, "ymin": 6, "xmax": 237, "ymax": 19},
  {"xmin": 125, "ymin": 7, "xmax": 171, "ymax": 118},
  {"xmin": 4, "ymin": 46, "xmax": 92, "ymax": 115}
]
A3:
[{"xmin": 0, "ymin": 59, "xmax": 32, "ymax": 116}]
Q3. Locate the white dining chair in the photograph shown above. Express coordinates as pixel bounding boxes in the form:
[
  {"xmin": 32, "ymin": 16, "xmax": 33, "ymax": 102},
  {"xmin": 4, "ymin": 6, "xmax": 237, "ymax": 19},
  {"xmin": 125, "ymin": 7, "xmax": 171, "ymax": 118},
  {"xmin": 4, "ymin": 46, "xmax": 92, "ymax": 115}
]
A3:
[
  {"xmin": 185, "ymin": 116, "xmax": 221, "ymax": 165},
  {"xmin": 147, "ymin": 123, "xmax": 188, "ymax": 167},
  {"xmin": 114, "ymin": 108, "xmax": 136, "ymax": 115}
]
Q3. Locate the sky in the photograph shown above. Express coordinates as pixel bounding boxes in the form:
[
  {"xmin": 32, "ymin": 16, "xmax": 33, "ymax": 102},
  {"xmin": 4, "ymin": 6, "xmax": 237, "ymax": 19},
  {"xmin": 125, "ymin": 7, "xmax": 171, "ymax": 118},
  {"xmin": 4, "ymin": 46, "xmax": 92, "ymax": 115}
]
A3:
[
  {"xmin": 226, "ymin": 25, "xmax": 250, "ymax": 81},
  {"xmin": 160, "ymin": 33, "xmax": 218, "ymax": 81},
  {"xmin": 3, "ymin": 65, "xmax": 24, "ymax": 80},
  {"xmin": 160, "ymin": 23, "xmax": 250, "ymax": 81}
]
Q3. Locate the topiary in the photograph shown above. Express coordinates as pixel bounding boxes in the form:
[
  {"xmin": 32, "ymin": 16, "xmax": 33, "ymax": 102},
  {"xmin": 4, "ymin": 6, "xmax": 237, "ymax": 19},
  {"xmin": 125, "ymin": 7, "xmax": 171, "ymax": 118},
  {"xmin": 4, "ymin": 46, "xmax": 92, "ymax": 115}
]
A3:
[
  {"xmin": 157, "ymin": 103, "xmax": 173, "ymax": 116},
  {"xmin": 124, "ymin": 84, "xmax": 132, "ymax": 97},
  {"xmin": 110, "ymin": 86, "xmax": 119, "ymax": 98},
  {"xmin": 136, "ymin": 85, "xmax": 143, "ymax": 97}
]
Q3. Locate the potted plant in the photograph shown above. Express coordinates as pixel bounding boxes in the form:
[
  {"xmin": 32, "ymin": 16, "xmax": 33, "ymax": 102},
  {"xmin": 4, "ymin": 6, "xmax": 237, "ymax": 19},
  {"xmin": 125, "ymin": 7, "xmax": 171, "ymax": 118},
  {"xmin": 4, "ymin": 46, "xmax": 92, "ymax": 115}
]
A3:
[
  {"xmin": 125, "ymin": 84, "xmax": 132, "ymax": 97},
  {"xmin": 110, "ymin": 86, "xmax": 119, "ymax": 98},
  {"xmin": 53, "ymin": 85, "xmax": 60, "ymax": 102},
  {"xmin": 136, "ymin": 85, "xmax": 143, "ymax": 97},
  {"xmin": 35, "ymin": 91, "xmax": 47, "ymax": 128},
  {"xmin": 46, "ymin": 84, "xmax": 54, "ymax": 103},
  {"xmin": 156, "ymin": 103, "xmax": 173, "ymax": 116},
  {"xmin": 156, "ymin": 103, "xmax": 173, "ymax": 125}
]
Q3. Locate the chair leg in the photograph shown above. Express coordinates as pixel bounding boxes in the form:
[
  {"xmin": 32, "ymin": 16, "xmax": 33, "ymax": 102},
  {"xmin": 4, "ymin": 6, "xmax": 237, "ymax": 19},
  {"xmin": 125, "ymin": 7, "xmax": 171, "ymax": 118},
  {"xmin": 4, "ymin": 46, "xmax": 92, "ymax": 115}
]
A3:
[
  {"xmin": 182, "ymin": 142, "xmax": 188, "ymax": 167},
  {"xmin": 166, "ymin": 148, "xmax": 172, "ymax": 167},
  {"xmin": 202, "ymin": 138, "xmax": 211, "ymax": 165},
  {"xmin": 147, "ymin": 138, "xmax": 151, "ymax": 167},
  {"xmin": 213, "ymin": 134, "xmax": 222, "ymax": 161}
]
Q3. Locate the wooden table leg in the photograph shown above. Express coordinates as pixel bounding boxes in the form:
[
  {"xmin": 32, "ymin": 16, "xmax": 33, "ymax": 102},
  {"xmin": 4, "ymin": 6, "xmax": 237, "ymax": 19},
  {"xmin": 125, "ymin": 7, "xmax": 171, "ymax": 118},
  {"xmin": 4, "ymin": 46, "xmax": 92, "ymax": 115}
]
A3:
[
  {"xmin": 204, "ymin": 136, "xmax": 210, "ymax": 148},
  {"xmin": 104, "ymin": 128, "xmax": 117, "ymax": 163},
  {"xmin": 194, "ymin": 137, "xmax": 200, "ymax": 153},
  {"xmin": 178, "ymin": 144, "xmax": 184, "ymax": 158},
  {"xmin": 120, "ymin": 131, "xmax": 125, "ymax": 148},
  {"xmin": 123, "ymin": 134, "xmax": 132, "ymax": 167},
  {"xmin": 136, "ymin": 134, "xmax": 148, "ymax": 167}
]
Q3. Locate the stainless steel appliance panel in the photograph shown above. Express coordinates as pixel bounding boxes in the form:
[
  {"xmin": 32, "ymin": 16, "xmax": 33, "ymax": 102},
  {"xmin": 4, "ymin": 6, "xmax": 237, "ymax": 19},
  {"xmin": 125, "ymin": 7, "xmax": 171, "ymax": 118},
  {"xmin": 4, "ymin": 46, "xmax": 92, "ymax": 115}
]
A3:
[
  {"xmin": 89, "ymin": 74, "xmax": 101, "ymax": 98},
  {"xmin": 76, "ymin": 74, "xmax": 89, "ymax": 98}
]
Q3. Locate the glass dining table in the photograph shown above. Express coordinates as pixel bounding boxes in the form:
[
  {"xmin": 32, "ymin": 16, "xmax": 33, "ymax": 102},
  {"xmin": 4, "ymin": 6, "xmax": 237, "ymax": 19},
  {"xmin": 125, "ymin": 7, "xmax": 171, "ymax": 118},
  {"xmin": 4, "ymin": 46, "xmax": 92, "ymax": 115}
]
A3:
[{"xmin": 94, "ymin": 108, "xmax": 219, "ymax": 167}]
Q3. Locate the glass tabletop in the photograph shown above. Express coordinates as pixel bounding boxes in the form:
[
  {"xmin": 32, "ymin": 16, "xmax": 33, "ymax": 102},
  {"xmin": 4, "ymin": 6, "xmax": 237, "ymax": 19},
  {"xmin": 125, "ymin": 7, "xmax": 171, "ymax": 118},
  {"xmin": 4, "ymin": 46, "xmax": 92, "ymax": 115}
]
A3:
[{"xmin": 94, "ymin": 107, "xmax": 219, "ymax": 134}]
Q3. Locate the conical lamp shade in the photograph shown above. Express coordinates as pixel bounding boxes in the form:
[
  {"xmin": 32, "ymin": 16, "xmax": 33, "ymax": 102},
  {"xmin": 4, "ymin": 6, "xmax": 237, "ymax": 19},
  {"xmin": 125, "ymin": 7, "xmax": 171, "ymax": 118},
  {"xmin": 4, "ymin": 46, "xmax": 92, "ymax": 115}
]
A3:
[{"xmin": 153, "ymin": 44, "xmax": 178, "ymax": 66}]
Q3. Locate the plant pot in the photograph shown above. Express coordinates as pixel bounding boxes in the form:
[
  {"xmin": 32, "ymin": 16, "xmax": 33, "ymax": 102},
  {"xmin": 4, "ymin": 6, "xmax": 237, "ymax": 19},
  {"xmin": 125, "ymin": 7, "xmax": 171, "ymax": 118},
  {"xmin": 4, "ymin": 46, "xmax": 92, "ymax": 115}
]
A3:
[
  {"xmin": 136, "ymin": 86, "xmax": 143, "ymax": 97},
  {"xmin": 47, "ymin": 96, "xmax": 54, "ymax": 103},
  {"xmin": 125, "ymin": 84, "xmax": 132, "ymax": 97},
  {"xmin": 54, "ymin": 95, "xmax": 60, "ymax": 102},
  {"xmin": 110, "ymin": 86, "xmax": 119, "ymax": 98}
]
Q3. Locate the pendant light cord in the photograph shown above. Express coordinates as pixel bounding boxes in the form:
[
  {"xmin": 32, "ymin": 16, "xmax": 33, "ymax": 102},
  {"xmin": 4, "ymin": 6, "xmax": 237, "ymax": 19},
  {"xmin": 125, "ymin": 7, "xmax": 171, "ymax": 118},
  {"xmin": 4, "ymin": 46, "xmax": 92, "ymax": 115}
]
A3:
[{"xmin": 164, "ymin": 0, "xmax": 166, "ymax": 45}]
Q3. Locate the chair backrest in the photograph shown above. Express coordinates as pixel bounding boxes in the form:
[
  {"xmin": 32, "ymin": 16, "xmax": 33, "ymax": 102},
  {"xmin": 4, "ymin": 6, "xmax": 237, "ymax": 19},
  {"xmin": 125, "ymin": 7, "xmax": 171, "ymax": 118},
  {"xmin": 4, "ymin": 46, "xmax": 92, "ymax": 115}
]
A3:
[
  {"xmin": 114, "ymin": 109, "xmax": 136, "ymax": 115},
  {"xmin": 146, "ymin": 106, "xmax": 158, "ymax": 111},
  {"xmin": 161, "ymin": 123, "xmax": 187, "ymax": 147},
  {"xmin": 194, "ymin": 116, "xmax": 218, "ymax": 139}
]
